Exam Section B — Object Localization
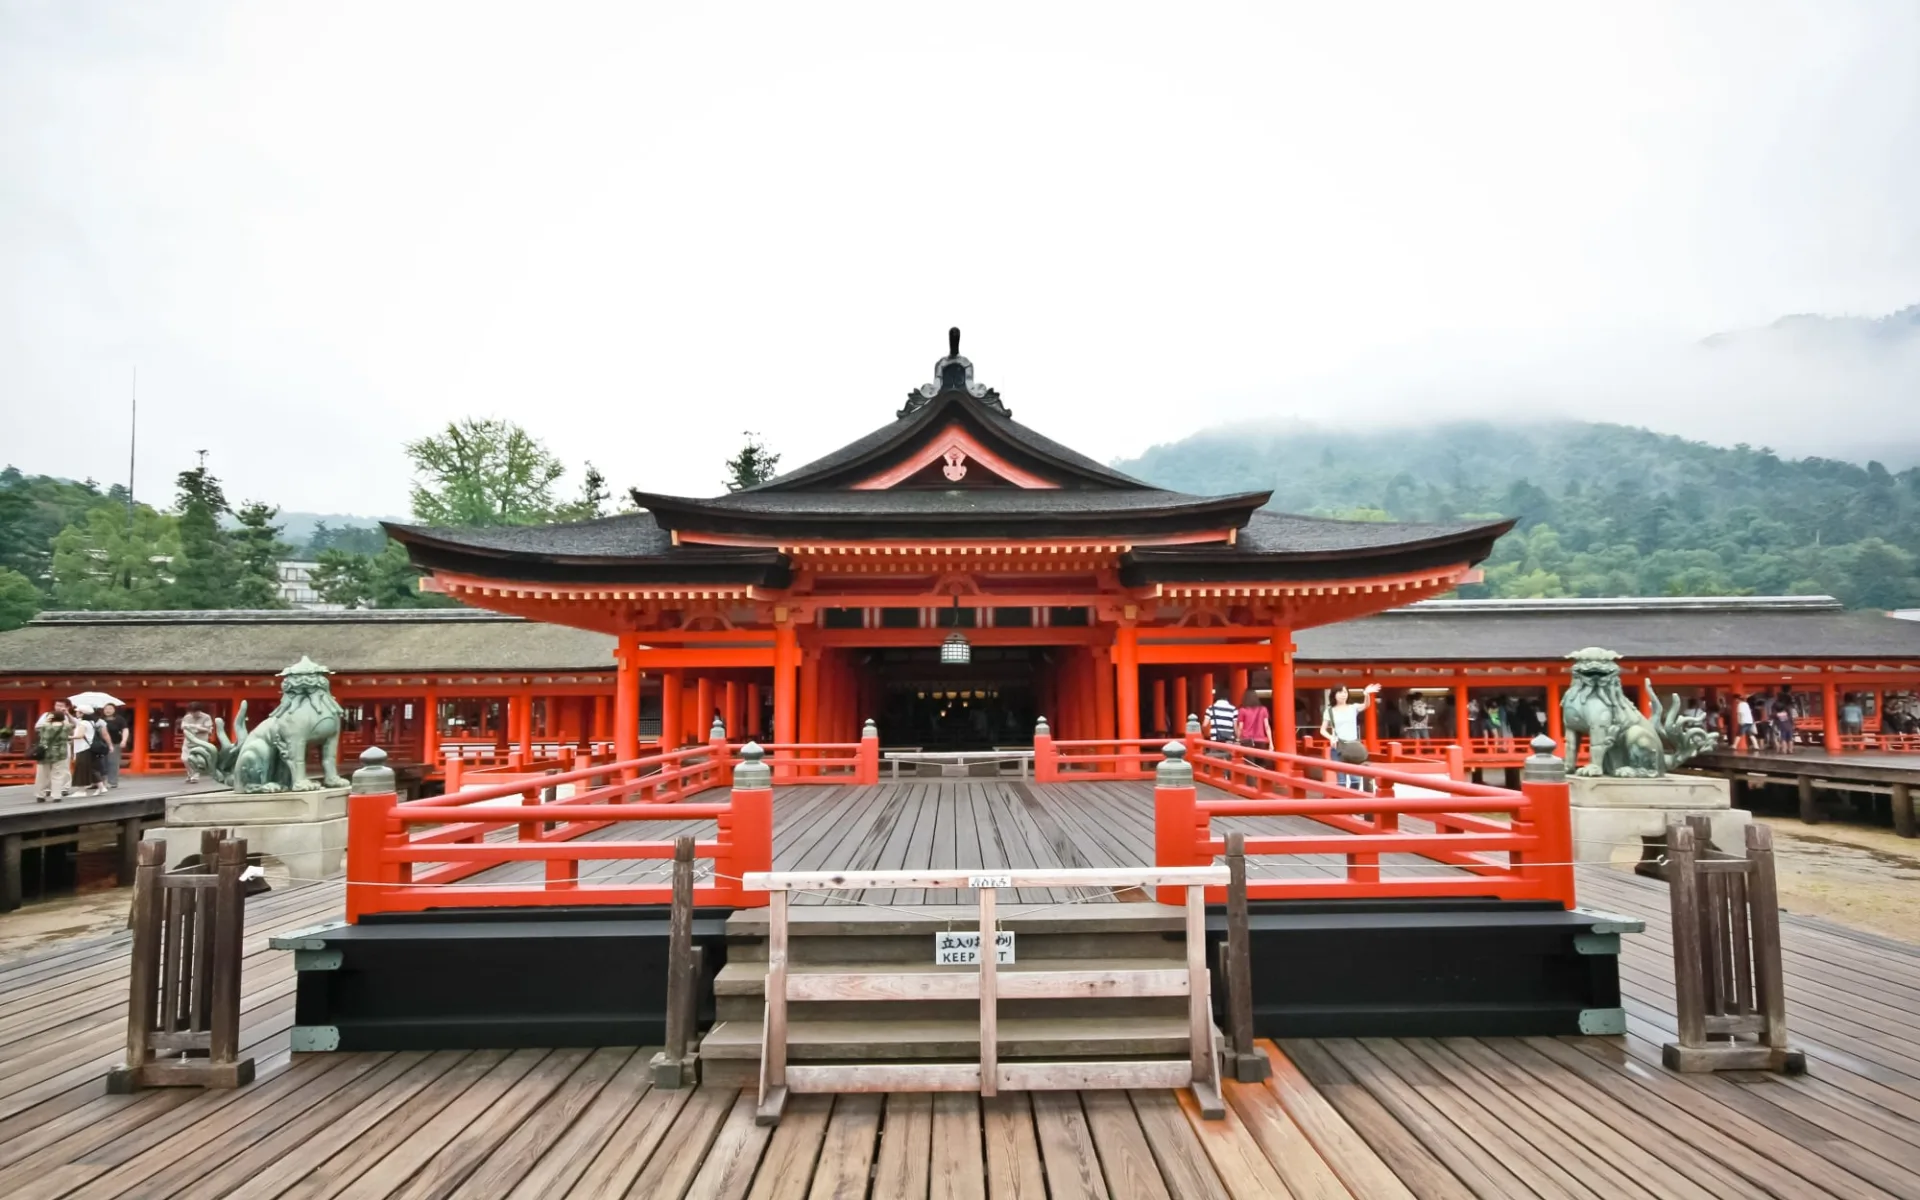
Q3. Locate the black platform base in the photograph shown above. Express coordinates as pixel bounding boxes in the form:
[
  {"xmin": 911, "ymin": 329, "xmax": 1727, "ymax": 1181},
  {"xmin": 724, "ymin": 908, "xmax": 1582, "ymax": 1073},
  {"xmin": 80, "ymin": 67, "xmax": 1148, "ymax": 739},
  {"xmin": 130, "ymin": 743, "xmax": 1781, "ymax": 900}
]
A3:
[
  {"xmin": 1216, "ymin": 899, "xmax": 1641, "ymax": 1038},
  {"xmin": 274, "ymin": 907, "xmax": 731, "ymax": 1052}
]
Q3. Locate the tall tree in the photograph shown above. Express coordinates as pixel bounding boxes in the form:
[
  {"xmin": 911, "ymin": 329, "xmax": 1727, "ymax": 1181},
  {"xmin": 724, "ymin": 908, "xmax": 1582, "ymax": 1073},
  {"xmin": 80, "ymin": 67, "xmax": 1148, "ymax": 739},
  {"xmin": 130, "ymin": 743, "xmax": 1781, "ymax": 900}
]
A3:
[
  {"xmin": 406, "ymin": 418, "xmax": 569, "ymax": 526},
  {"xmin": 723, "ymin": 432, "xmax": 780, "ymax": 492},
  {"xmin": 168, "ymin": 464, "xmax": 239, "ymax": 608},
  {"xmin": 49, "ymin": 504, "xmax": 180, "ymax": 610},
  {"xmin": 231, "ymin": 501, "xmax": 292, "ymax": 608},
  {"xmin": 310, "ymin": 539, "xmax": 457, "ymax": 610},
  {"xmin": 0, "ymin": 568, "xmax": 38, "ymax": 631},
  {"xmin": 555, "ymin": 462, "xmax": 611, "ymax": 521}
]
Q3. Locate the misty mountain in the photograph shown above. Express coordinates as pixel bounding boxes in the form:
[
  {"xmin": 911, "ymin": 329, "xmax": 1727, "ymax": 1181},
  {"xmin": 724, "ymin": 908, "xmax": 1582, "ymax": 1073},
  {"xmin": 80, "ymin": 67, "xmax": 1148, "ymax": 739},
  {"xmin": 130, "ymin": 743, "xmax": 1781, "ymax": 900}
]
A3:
[
  {"xmin": 1701, "ymin": 303, "xmax": 1920, "ymax": 351},
  {"xmin": 1114, "ymin": 419, "xmax": 1920, "ymax": 608}
]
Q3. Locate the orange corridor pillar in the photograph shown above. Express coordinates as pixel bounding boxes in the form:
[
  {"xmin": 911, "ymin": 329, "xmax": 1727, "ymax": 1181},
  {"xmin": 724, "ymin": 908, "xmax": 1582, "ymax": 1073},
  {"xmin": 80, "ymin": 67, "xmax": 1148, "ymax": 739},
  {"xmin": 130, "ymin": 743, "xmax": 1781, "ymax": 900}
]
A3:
[
  {"xmin": 661, "ymin": 670, "xmax": 683, "ymax": 750},
  {"xmin": 773, "ymin": 623, "xmax": 799, "ymax": 746},
  {"xmin": 613, "ymin": 634, "xmax": 640, "ymax": 761},
  {"xmin": 1271, "ymin": 631, "xmax": 1297, "ymax": 755},
  {"xmin": 1114, "ymin": 625, "xmax": 1140, "ymax": 742}
]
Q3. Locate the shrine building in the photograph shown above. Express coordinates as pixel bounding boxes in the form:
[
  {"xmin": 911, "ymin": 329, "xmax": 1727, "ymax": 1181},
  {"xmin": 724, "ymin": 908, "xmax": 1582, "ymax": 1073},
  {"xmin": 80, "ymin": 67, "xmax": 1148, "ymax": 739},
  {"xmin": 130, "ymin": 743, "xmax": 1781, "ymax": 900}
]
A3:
[{"xmin": 383, "ymin": 330, "xmax": 1512, "ymax": 762}]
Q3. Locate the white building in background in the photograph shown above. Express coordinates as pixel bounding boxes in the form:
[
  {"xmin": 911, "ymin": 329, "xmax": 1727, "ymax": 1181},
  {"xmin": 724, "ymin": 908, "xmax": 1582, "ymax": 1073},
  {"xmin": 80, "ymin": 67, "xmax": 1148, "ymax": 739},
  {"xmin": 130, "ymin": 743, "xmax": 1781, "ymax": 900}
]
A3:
[
  {"xmin": 1892, "ymin": 610, "xmax": 1920, "ymax": 622},
  {"xmin": 277, "ymin": 561, "xmax": 343, "ymax": 611}
]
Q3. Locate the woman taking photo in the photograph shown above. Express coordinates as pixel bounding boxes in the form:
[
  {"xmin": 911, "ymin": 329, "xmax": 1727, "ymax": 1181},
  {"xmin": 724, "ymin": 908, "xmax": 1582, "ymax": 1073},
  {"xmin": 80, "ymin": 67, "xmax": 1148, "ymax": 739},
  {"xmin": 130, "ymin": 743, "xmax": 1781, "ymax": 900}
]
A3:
[{"xmin": 1320, "ymin": 683, "xmax": 1379, "ymax": 792}]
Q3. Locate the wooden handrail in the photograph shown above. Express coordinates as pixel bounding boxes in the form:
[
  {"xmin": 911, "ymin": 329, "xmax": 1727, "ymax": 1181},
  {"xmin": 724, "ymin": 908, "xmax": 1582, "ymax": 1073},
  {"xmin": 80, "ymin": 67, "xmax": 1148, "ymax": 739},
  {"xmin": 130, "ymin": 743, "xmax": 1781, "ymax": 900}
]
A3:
[{"xmin": 744, "ymin": 865, "xmax": 1229, "ymax": 1126}]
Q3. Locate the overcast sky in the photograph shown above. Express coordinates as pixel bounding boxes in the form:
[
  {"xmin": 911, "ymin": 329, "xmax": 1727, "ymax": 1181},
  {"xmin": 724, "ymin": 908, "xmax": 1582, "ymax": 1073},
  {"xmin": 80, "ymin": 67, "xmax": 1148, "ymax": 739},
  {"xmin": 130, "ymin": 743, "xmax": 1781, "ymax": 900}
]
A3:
[{"xmin": 4, "ymin": 2, "xmax": 1919, "ymax": 516}]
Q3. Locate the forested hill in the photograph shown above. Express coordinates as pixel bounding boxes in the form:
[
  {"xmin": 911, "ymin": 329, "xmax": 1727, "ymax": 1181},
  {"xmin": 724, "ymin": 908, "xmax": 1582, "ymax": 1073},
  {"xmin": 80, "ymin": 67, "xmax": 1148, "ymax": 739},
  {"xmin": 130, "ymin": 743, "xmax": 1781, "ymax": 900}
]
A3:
[{"xmin": 1112, "ymin": 420, "xmax": 1919, "ymax": 609}]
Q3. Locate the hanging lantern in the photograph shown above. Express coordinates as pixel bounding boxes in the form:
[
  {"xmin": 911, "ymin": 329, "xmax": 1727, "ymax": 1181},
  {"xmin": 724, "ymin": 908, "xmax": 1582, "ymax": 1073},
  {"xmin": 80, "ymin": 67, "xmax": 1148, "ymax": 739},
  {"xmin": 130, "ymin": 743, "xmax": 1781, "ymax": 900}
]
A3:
[{"xmin": 940, "ymin": 593, "xmax": 971, "ymax": 664}]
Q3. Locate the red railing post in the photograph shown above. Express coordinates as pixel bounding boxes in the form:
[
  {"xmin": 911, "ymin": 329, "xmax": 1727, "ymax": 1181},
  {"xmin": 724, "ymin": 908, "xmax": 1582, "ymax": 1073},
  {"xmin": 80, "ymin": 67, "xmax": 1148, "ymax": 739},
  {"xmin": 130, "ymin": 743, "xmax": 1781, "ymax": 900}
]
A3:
[
  {"xmin": 722, "ymin": 742, "xmax": 774, "ymax": 908},
  {"xmin": 1519, "ymin": 736, "xmax": 1576, "ymax": 909},
  {"xmin": 1445, "ymin": 744, "xmax": 1466, "ymax": 781},
  {"xmin": 346, "ymin": 747, "xmax": 399, "ymax": 924},
  {"xmin": 1033, "ymin": 717, "xmax": 1057, "ymax": 783},
  {"xmin": 1154, "ymin": 741, "xmax": 1205, "ymax": 904},
  {"xmin": 858, "ymin": 719, "xmax": 880, "ymax": 785},
  {"xmin": 444, "ymin": 754, "xmax": 463, "ymax": 793}
]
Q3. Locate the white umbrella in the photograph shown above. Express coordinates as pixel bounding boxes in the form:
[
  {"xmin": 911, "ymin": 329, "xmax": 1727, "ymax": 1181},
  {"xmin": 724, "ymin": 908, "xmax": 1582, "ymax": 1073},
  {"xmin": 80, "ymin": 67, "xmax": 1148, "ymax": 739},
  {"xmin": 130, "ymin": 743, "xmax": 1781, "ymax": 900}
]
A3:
[{"xmin": 68, "ymin": 691, "xmax": 124, "ymax": 711}]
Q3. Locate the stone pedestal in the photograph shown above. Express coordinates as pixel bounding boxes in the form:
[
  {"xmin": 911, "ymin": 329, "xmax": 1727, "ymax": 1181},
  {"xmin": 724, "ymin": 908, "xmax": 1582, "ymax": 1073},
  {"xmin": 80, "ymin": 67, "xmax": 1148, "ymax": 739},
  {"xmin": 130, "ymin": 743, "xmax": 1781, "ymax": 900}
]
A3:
[
  {"xmin": 155, "ymin": 786, "xmax": 348, "ymax": 887},
  {"xmin": 1569, "ymin": 775, "xmax": 1751, "ymax": 872}
]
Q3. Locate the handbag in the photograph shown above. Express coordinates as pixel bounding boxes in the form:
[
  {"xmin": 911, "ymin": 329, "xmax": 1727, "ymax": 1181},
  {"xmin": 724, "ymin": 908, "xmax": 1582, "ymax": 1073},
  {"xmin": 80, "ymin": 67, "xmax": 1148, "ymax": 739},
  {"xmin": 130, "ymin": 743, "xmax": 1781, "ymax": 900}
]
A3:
[{"xmin": 1336, "ymin": 739, "xmax": 1369, "ymax": 765}]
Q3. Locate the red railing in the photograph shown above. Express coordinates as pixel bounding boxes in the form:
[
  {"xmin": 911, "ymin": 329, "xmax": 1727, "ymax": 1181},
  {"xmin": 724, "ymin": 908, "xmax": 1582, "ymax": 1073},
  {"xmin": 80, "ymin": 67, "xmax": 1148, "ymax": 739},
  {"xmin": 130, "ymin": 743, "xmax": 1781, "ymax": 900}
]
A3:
[
  {"xmin": 346, "ymin": 732, "xmax": 879, "ymax": 921},
  {"xmin": 1033, "ymin": 729, "xmax": 1171, "ymax": 782},
  {"xmin": 0, "ymin": 753, "xmax": 33, "ymax": 784},
  {"xmin": 347, "ymin": 745, "xmax": 740, "ymax": 920},
  {"xmin": 1839, "ymin": 732, "xmax": 1920, "ymax": 753},
  {"xmin": 1155, "ymin": 739, "xmax": 1574, "ymax": 908},
  {"xmin": 764, "ymin": 737, "xmax": 879, "ymax": 784}
]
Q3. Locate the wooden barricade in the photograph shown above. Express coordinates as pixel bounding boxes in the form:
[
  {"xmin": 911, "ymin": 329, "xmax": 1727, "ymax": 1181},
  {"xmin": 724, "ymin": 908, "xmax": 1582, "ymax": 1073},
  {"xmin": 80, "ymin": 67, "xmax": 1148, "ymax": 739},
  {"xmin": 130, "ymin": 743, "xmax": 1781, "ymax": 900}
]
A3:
[
  {"xmin": 1662, "ymin": 817, "xmax": 1806, "ymax": 1074},
  {"xmin": 650, "ymin": 836, "xmax": 704, "ymax": 1088},
  {"xmin": 744, "ymin": 865, "xmax": 1229, "ymax": 1127},
  {"xmin": 108, "ymin": 836, "xmax": 256, "ymax": 1091}
]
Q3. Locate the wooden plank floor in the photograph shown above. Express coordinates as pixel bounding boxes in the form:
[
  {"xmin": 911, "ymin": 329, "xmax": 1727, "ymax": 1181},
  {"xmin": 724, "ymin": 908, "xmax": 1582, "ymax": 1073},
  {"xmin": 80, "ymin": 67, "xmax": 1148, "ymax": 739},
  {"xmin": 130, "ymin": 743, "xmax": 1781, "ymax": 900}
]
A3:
[{"xmin": 1, "ymin": 784, "xmax": 1917, "ymax": 1197}]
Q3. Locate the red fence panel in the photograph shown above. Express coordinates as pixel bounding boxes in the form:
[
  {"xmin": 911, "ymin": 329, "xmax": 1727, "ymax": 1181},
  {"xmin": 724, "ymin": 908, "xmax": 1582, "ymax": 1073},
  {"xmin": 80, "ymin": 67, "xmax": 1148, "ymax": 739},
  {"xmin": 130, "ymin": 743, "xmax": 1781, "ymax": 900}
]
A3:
[{"xmin": 1155, "ymin": 740, "xmax": 1575, "ymax": 909}]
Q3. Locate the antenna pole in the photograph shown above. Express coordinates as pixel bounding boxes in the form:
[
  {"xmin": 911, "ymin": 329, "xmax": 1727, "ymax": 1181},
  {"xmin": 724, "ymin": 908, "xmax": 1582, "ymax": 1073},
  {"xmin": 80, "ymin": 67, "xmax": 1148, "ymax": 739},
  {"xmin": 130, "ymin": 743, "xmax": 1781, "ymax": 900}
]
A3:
[{"xmin": 127, "ymin": 366, "xmax": 137, "ymax": 516}]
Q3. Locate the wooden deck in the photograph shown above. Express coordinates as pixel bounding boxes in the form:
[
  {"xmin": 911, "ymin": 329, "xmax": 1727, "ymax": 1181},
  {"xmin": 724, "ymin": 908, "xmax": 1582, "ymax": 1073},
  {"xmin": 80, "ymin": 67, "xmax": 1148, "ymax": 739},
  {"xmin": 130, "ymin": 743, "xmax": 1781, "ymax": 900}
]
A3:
[
  {"xmin": 463, "ymin": 780, "xmax": 1473, "ymax": 904},
  {"xmin": 1, "ymin": 781, "xmax": 1918, "ymax": 1197}
]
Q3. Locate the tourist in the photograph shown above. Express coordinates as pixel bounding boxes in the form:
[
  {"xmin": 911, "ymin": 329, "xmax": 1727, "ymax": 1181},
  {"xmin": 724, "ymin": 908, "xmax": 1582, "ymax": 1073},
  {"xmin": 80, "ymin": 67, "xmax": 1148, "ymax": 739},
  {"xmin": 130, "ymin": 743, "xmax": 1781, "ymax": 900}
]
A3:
[
  {"xmin": 69, "ymin": 708, "xmax": 99, "ymax": 794},
  {"xmin": 1772, "ymin": 702, "xmax": 1797, "ymax": 755},
  {"xmin": 31, "ymin": 700, "xmax": 76, "ymax": 801},
  {"xmin": 1735, "ymin": 695, "xmax": 1756, "ymax": 752},
  {"xmin": 100, "ymin": 702, "xmax": 126, "ymax": 790},
  {"xmin": 1407, "ymin": 694, "xmax": 1432, "ymax": 739},
  {"xmin": 180, "ymin": 702, "xmax": 215, "ymax": 781},
  {"xmin": 1206, "ymin": 689, "xmax": 1237, "ymax": 745},
  {"xmin": 1234, "ymin": 689, "xmax": 1271, "ymax": 750},
  {"xmin": 1841, "ymin": 694, "xmax": 1864, "ymax": 736},
  {"xmin": 1320, "ymin": 683, "xmax": 1378, "ymax": 792}
]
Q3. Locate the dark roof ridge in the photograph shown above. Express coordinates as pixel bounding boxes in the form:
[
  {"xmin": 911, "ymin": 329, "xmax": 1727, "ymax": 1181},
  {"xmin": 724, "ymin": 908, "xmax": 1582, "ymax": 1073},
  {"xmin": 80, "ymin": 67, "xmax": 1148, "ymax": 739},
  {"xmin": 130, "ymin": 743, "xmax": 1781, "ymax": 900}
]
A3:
[
  {"xmin": 745, "ymin": 390, "xmax": 1150, "ymax": 493},
  {"xmin": 1398, "ymin": 595, "xmax": 1847, "ymax": 615},
  {"xmin": 26, "ymin": 609, "xmax": 527, "ymax": 626}
]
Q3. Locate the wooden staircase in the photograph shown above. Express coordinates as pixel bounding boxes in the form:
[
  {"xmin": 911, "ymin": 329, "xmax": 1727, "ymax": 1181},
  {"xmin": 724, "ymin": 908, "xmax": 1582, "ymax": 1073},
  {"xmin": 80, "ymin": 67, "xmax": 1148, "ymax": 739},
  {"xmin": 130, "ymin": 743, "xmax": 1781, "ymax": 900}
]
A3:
[{"xmin": 696, "ymin": 867, "xmax": 1229, "ymax": 1122}]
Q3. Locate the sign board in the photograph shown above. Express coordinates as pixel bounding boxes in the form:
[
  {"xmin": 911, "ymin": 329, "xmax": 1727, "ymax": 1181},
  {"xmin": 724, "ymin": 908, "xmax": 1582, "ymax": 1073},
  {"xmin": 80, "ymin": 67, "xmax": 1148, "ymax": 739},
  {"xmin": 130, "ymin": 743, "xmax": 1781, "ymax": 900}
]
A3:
[
  {"xmin": 934, "ymin": 930, "xmax": 1015, "ymax": 965},
  {"xmin": 967, "ymin": 874, "xmax": 1012, "ymax": 890}
]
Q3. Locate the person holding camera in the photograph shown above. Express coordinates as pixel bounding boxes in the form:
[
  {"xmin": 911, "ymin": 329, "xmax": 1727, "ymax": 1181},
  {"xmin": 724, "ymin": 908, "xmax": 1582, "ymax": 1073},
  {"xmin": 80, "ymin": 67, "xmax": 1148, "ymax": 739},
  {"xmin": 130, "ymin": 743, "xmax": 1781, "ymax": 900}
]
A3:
[{"xmin": 30, "ymin": 699, "xmax": 77, "ymax": 801}]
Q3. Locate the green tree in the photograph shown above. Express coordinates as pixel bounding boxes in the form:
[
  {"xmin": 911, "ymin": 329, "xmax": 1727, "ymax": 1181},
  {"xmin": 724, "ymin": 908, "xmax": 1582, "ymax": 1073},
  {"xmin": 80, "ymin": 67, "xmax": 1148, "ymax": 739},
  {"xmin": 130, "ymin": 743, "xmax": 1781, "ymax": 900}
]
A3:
[
  {"xmin": 0, "ymin": 568, "xmax": 39, "ymax": 631},
  {"xmin": 723, "ymin": 432, "xmax": 780, "ymax": 492},
  {"xmin": 231, "ymin": 501, "xmax": 292, "ymax": 608},
  {"xmin": 311, "ymin": 539, "xmax": 458, "ymax": 610},
  {"xmin": 554, "ymin": 463, "xmax": 611, "ymax": 521},
  {"xmin": 305, "ymin": 521, "xmax": 387, "ymax": 556},
  {"xmin": 49, "ymin": 504, "xmax": 180, "ymax": 609},
  {"xmin": 0, "ymin": 467, "xmax": 120, "ymax": 593},
  {"xmin": 406, "ymin": 418, "xmax": 570, "ymax": 526},
  {"xmin": 168, "ymin": 464, "xmax": 239, "ymax": 608}
]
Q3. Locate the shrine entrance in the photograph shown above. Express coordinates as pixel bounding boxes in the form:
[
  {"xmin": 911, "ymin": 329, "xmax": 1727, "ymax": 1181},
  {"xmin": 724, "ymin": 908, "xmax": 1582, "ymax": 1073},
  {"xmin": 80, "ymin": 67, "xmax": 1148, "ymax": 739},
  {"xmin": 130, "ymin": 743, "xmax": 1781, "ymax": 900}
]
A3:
[{"xmin": 863, "ymin": 646, "xmax": 1041, "ymax": 750}]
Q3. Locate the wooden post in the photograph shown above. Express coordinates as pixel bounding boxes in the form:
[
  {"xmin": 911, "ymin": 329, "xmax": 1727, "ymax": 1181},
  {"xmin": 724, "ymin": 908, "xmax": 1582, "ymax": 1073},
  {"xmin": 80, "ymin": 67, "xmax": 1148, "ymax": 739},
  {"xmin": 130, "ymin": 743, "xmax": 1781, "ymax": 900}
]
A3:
[
  {"xmin": 1186, "ymin": 881, "xmax": 1225, "ymax": 1119},
  {"xmin": 117, "ymin": 817, "xmax": 143, "ymax": 887},
  {"xmin": 1223, "ymin": 832, "xmax": 1268, "ymax": 1081},
  {"xmin": 1892, "ymin": 782, "xmax": 1915, "ymax": 839},
  {"xmin": 651, "ymin": 836, "xmax": 700, "ymax": 1088},
  {"xmin": 0, "ymin": 832, "xmax": 22, "ymax": 913},
  {"xmin": 1797, "ymin": 775, "xmax": 1818, "ymax": 824},
  {"xmin": 757, "ymin": 887, "xmax": 790, "ymax": 1125},
  {"xmin": 1822, "ymin": 680, "xmax": 1842, "ymax": 752},
  {"xmin": 979, "ymin": 885, "xmax": 999, "ymax": 1098},
  {"xmin": 1546, "ymin": 677, "xmax": 1564, "ymax": 744},
  {"xmin": 1152, "ymin": 677, "xmax": 1169, "ymax": 737}
]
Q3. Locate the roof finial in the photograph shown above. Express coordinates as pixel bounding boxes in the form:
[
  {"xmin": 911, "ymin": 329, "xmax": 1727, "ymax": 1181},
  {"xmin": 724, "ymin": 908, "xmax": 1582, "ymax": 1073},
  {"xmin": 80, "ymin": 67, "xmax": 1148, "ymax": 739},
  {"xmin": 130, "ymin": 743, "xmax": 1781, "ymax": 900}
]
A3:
[{"xmin": 949, "ymin": 326, "xmax": 961, "ymax": 357}]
